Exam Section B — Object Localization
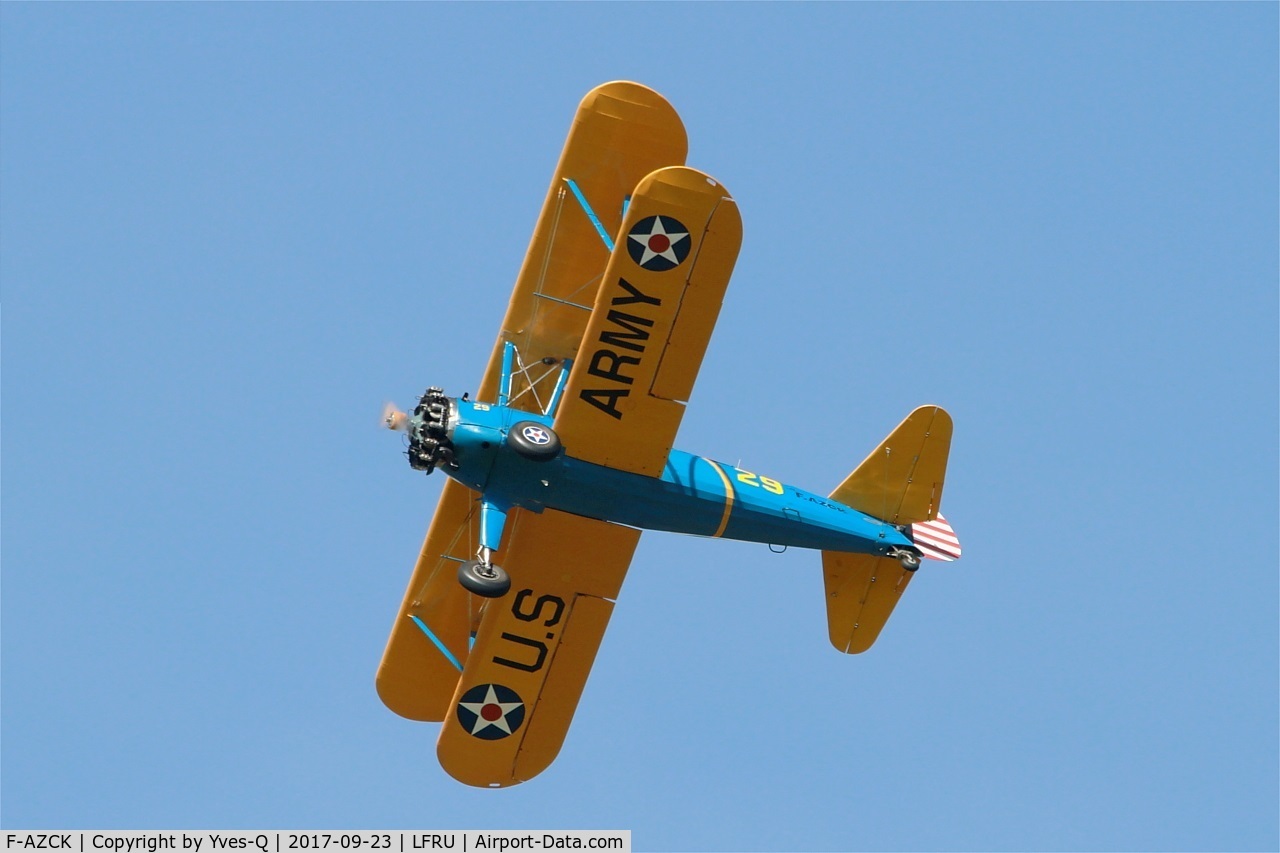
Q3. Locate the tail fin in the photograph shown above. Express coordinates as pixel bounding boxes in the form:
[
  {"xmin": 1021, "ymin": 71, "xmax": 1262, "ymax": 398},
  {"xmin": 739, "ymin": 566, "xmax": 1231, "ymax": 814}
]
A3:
[
  {"xmin": 912, "ymin": 513, "xmax": 961, "ymax": 562},
  {"xmin": 829, "ymin": 405, "xmax": 952, "ymax": 525},
  {"xmin": 821, "ymin": 406, "xmax": 959, "ymax": 654}
]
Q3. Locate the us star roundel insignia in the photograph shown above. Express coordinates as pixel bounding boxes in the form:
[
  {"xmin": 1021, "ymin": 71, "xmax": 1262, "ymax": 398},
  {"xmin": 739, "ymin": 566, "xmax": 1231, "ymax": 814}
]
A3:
[
  {"xmin": 521, "ymin": 425, "xmax": 551, "ymax": 445},
  {"xmin": 456, "ymin": 683, "xmax": 526, "ymax": 740},
  {"xmin": 626, "ymin": 215, "xmax": 691, "ymax": 272}
]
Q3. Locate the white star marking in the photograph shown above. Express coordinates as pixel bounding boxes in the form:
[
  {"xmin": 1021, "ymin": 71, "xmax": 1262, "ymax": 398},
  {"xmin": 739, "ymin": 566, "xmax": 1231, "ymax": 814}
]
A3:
[
  {"xmin": 458, "ymin": 685, "xmax": 524, "ymax": 736},
  {"xmin": 629, "ymin": 216, "xmax": 688, "ymax": 268}
]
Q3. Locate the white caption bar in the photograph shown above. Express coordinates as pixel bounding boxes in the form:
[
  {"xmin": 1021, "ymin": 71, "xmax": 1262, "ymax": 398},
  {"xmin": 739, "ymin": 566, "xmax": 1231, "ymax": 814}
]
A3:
[{"xmin": 2, "ymin": 833, "xmax": 630, "ymax": 853}]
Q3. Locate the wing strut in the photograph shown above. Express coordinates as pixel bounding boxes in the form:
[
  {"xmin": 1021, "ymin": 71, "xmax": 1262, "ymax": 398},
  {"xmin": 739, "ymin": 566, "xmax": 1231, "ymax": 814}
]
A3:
[
  {"xmin": 546, "ymin": 358, "xmax": 573, "ymax": 415},
  {"xmin": 498, "ymin": 340, "xmax": 576, "ymax": 417},
  {"xmin": 564, "ymin": 178, "xmax": 615, "ymax": 251},
  {"xmin": 410, "ymin": 615, "xmax": 464, "ymax": 672},
  {"xmin": 499, "ymin": 342, "xmax": 516, "ymax": 406}
]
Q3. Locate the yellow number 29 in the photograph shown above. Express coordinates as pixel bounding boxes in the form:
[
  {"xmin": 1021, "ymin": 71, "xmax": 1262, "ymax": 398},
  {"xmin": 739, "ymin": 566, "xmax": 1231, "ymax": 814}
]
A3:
[{"xmin": 736, "ymin": 469, "xmax": 784, "ymax": 495}]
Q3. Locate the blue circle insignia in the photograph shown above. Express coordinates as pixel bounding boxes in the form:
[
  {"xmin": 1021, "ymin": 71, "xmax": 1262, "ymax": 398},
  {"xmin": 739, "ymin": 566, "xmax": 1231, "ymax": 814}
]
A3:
[
  {"xmin": 456, "ymin": 683, "xmax": 526, "ymax": 740},
  {"xmin": 626, "ymin": 215, "xmax": 691, "ymax": 272},
  {"xmin": 522, "ymin": 425, "xmax": 551, "ymax": 445}
]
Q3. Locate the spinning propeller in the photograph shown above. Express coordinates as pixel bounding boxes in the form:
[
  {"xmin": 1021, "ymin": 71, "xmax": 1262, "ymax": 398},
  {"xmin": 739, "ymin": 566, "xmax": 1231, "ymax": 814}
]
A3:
[{"xmin": 382, "ymin": 402, "xmax": 410, "ymax": 432}]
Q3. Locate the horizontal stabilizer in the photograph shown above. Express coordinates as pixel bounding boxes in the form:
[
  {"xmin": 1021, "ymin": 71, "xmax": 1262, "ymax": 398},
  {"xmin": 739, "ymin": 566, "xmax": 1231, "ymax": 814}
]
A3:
[
  {"xmin": 822, "ymin": 551, "xmax": 913, "ymax": 654},
  {"xmin": 829, "ymin": 406, "xmax": 952, "ymax": 526}
]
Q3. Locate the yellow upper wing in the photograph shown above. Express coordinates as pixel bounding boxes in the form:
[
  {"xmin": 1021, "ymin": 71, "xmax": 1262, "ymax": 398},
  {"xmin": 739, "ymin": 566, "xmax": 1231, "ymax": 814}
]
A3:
[
  {"xmin": 435, "ymin": 509, "xmax": 640, "ymax": 787},
  {"xmin": 476, "ymin": 82, "xmax": 687, "ymax": 409},
  {"xmin": 378, "ymin": 83, "xmax": 685, "ymax": 720},
  {"xmin": 376, "ymin": 479, "xmax": 483, "ymax": 721},
  {"xmin": 553, "ymin": 167, "xmax": 743, "ymax": 476}
]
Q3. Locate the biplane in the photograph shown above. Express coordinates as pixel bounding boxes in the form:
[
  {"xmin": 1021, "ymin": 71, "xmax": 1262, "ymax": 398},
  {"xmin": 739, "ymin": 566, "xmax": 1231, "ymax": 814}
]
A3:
[{"xmin": 377, "ymin": 82, "xmax": 962, "ymax": 787}]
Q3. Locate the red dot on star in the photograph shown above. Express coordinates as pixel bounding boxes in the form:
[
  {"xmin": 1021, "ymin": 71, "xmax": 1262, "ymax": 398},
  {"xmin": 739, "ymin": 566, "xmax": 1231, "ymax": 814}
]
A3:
[
  {"xmin": 648, "ymin": 234, "xmax": 671, "ymax": 253},
  {"xmin": 481, "ymin": 704, "xmax": 502, "ymax": 721}
]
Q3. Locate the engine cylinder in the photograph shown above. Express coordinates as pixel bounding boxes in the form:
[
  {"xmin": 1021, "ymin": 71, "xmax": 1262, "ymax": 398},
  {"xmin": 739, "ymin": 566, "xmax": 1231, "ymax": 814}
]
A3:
[{"xmin": 407, "ymin": 387, "xmax": 456, "ymax": 473}]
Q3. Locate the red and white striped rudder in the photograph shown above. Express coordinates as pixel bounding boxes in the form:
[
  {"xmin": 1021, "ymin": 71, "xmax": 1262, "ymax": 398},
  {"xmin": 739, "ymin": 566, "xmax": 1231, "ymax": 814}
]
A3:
[{"xmin": 911, "ymin": 513, "xmax": 962, "ymax": 561}]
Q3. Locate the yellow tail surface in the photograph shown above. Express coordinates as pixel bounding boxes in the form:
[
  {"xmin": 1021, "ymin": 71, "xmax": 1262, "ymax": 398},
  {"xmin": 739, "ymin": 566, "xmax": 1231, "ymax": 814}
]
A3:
[
  {"xmin": 822, "ymin": 552, "xmax": 913, "ymax": 654},
  {"xmin": 829, "ymin": 405, "xmax": 952, "ymax": 526},
  {"xmin": 822, "ymin": 405, "xmax": 954, "ymax": 654}
]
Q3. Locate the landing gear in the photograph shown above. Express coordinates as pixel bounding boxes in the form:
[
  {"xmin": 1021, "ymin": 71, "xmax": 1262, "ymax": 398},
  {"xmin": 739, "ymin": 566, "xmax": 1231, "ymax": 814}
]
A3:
[
  {"xmin": 890, "ymin": 548, "xmax": 922, "ymax": 572},
  {"xmin": 458, "ymin": 559, "xmax": 511, "ymax": 598},
  {"xmin": 456, "ymin": 504, "xmax": 513, "ymax": 598},
  {"xmin": 507, "ymin": 421, "xmax": 562, "ymax": 461}
]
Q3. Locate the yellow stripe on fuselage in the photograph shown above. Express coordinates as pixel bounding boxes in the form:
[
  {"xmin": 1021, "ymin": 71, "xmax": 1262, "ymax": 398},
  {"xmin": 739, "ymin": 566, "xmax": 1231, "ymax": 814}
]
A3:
[{"xmin": 704, "ymin": 459, "xmax": 735, "ymax": 538}]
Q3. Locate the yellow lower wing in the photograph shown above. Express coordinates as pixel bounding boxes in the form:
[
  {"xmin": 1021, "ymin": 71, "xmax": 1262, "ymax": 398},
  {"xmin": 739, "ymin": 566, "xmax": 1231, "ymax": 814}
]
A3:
[
  {"xmin": 822, "ymin": 551, "xmax": 914, "ymax": 654},
  {"xmin": 376, "ymin": 479, "xmax": 482, "ymax": 721},
  {"xmin": 436, "ymin": 509, "xmax": 639, "ymax": 787},
  {"xmin": 554, "ymin": 166, "xmax": 743, "ymax": 476}
]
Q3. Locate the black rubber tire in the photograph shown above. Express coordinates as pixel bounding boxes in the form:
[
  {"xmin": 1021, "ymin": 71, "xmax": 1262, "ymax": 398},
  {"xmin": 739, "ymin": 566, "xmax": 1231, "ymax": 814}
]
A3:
[
  {"xmin": 458, "ymin": 560, "xmax": 511, "ymax": 598},
  {"xmin": 900, "ymin": 551, "xmax": 922, "ymax": 572},
  {"xmin": 507, "ymin": 421, "xmax": 561, "ymax": 461}
]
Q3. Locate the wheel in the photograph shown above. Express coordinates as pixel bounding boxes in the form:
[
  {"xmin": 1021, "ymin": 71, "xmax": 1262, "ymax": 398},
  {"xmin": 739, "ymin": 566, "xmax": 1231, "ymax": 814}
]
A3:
[
  {"xmin": 458, "ymin": 560, "xmax": 511, "ymax": 598},
  {"xmin": 507, "ymin": 421, "xmax": 561, "ymax": 461},
  {"xmin": 899, "ymin": 551, "xmax": 922, "ymax": 572}
]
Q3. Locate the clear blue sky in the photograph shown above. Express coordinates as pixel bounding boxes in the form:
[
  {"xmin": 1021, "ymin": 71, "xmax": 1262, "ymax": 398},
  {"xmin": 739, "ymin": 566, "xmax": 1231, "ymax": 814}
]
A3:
[{"xmin": 3, "ymin": 4, "xmax": 1276, "ymax": 850}]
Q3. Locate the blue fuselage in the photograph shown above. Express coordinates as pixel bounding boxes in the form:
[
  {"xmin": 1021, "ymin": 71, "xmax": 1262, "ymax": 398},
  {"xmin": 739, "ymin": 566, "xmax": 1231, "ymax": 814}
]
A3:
[{"xmin": 436, "ymin": 399, "xmax": 911, "ymax": 557}]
